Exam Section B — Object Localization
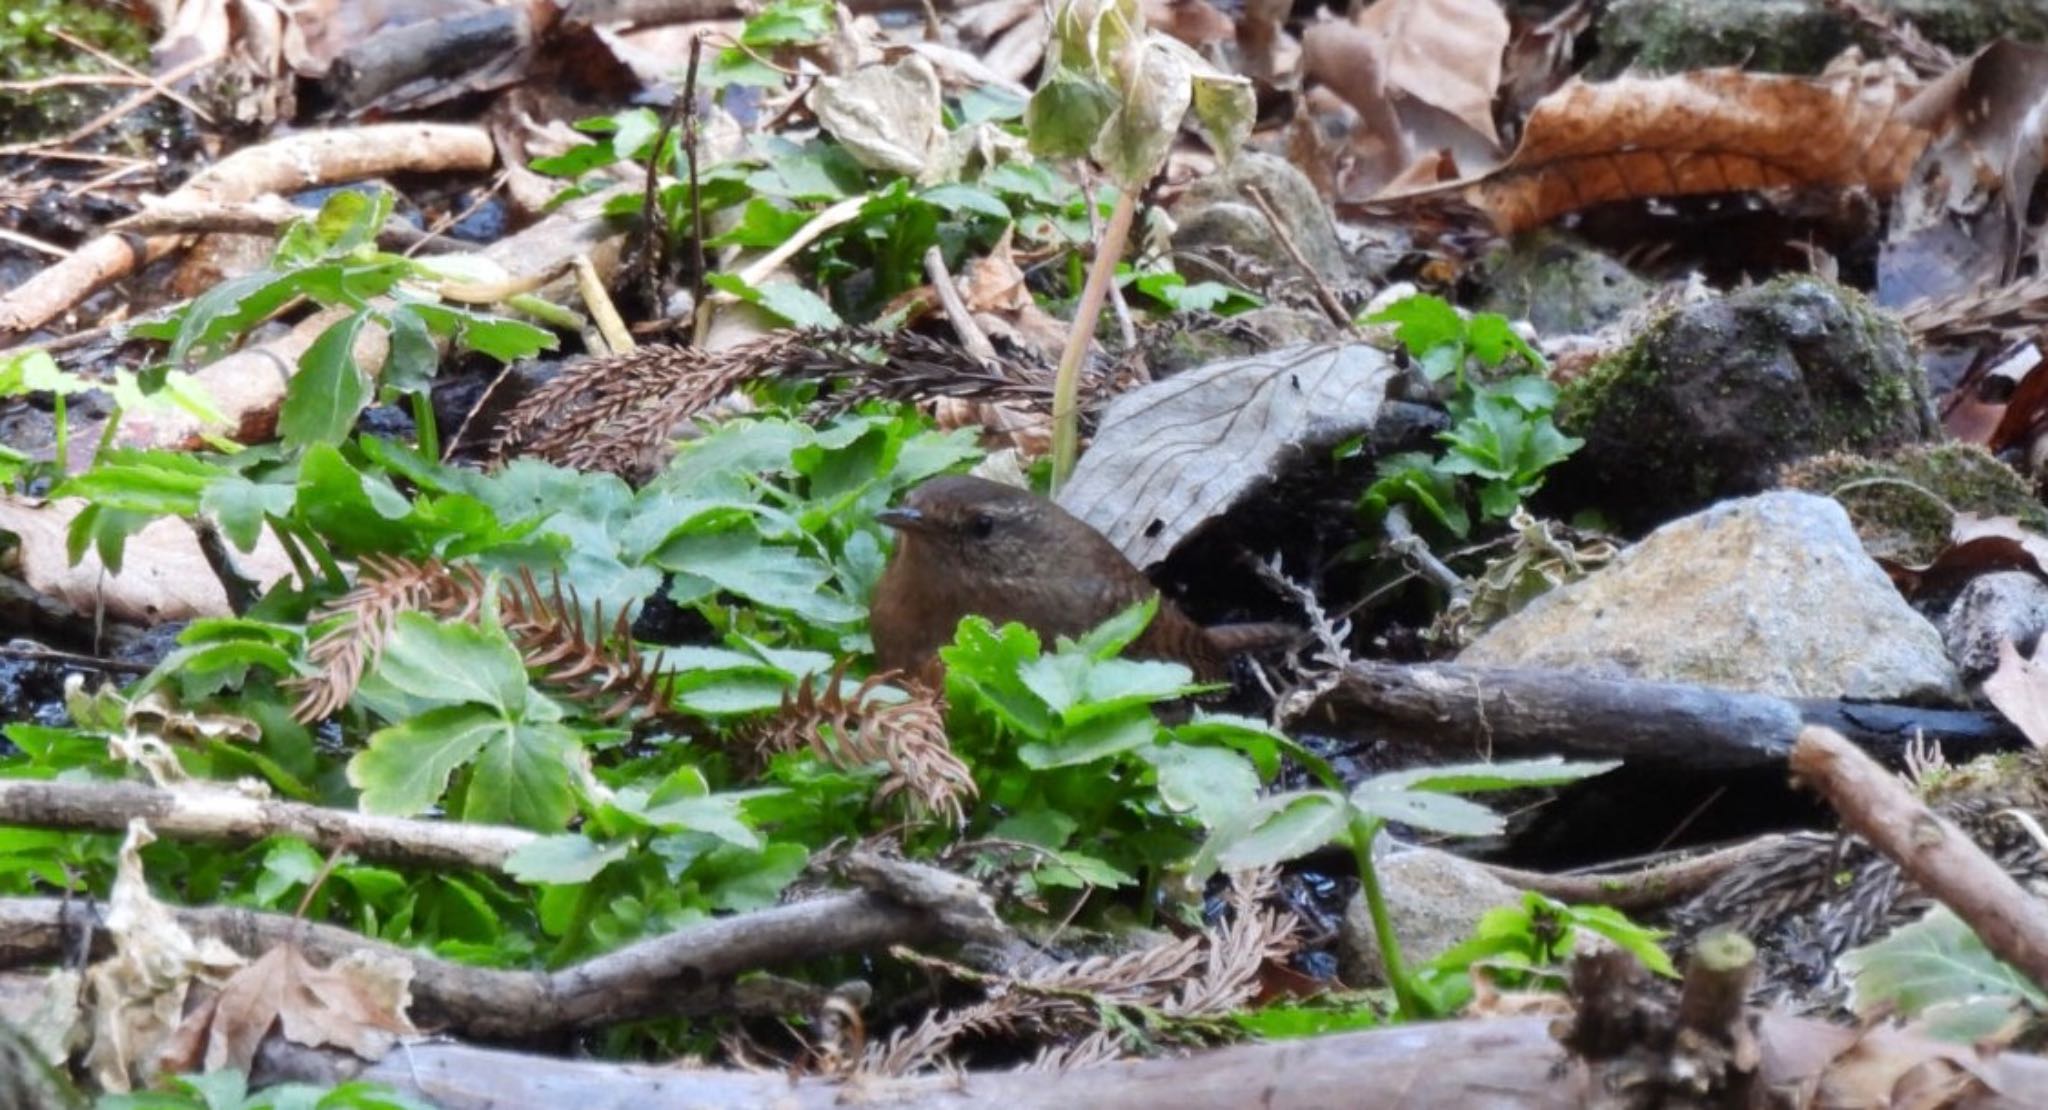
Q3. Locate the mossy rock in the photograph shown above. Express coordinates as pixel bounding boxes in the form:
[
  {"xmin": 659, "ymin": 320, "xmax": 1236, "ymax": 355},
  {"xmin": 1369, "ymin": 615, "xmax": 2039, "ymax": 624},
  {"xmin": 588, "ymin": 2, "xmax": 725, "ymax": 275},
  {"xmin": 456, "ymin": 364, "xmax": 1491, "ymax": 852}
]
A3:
[
  {"xmin": 1593, "ymin": 0, "xmax": 2046, "ymax": 78},
  {"xmin": 1474, "ymin": 230, "xmax": 1653, "ymax": 337},
  {"xmin": 1553, "ymin": 275, "xmax": 1936, "ymax": 532},
  {"xmin": 1780, "ymin": 444, "xmax": 2048, "ymax": 565}
]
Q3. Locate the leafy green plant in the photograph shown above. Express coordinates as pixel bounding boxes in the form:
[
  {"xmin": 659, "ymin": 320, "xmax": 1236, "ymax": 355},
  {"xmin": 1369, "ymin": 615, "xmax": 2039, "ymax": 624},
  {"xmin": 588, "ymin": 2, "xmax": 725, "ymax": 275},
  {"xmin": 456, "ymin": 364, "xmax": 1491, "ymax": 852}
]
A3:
[
  {"xmin": 1025, "ymin": 0, "xmax": 1253, "ymax": 486},
  {"xmin": 1413, "ymin": 892, "xmax": 1675, "ymax": 1013},
  {"xmin": 1197, "ymin": 755, "xmax": 1618, "ymax": 1018},
  {"xmin": 97, "ymin": 1069, "xmax": 432, "ymax": 1110},
  {"xmin": 126, "ymin": 187, "xmax": 555, "ymax": 461},
  {"xmin": 1838, "ymin": 905, "xmax": 2048, "ymax": 1042},
  {"xmin": 1359, "ymin": 294, "xmax": 1581, "ymax": 537}
]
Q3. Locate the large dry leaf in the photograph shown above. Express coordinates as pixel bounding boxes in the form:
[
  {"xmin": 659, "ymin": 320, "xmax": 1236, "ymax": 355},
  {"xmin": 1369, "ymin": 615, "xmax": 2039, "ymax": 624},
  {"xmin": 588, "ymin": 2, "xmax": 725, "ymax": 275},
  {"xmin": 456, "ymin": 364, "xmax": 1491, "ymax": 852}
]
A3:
[
  {"xmin": 1393, "ymin": 62, "xmax": 1932, "ymax": 234},
  {"xmin": 161, "ymin": 943, "xmax": 417, "ymax": 1075},
  {"xmin": 811, "ymin": 55, "xmax": 945, "ymax": 180},
  {"xmin": 1882, "ymin": 40, "xmax": 2048, "ymax": 307},
  {"xmin": 1985, "ymin": 638, "xmax": 2048, "ymax": 748},
  {"xmin": 1354, "ymin": 0, "xmax": 1508, "ymax": 146},
  {"xmin": 83, "ymin": 822, "xmax": 246, "ymax": 1092},
  {"xmin": 1060, "ymin": 343, "xmax": 1394, "ymax": 568},
  {"xmin": 0, "ymin": 496, "xmax": 295, "ymax": 624}
]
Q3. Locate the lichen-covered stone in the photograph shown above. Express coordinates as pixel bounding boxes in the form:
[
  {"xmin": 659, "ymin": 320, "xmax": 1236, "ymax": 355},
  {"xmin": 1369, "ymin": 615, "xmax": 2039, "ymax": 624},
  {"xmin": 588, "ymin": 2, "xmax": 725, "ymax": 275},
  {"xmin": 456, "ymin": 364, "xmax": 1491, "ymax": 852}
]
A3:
[
  {"xmin": 1339, "ymin": 847, "xmax": 1523, "ymax": 988},
  {"xmin": 1555, "ymin": 276, "xmax": 1936, "ymax": 531},
  {"xmin": 1171, "ymin": 152, "xmax": 1357, "ymax": 287},
  {"xmin": 1460, "ymin": 491, "xmax": 1962, "ymax": 703},
  {"xmin": 1475, "ymin": 231, "xmax": 1654, "ymax": 337},
  {"xmin": 1780, "ymin": 444, "xmax": 2048, "ymax": 566}
]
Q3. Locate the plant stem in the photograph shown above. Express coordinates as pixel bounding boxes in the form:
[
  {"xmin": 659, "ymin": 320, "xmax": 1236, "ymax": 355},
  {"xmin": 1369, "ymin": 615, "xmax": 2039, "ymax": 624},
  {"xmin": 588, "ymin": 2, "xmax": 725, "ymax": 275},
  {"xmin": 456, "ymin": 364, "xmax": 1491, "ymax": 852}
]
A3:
[
  {"xmin": 1349, "ymin": 813, "xmax": 1426, "ymax": 1019},
  {"xmin": 1049, "ymin": 185, "xmax": 1137, "ymax": 490},
  {"xmin": 411, "ymin": 391, "xmax": 440, "ymax": 462}
]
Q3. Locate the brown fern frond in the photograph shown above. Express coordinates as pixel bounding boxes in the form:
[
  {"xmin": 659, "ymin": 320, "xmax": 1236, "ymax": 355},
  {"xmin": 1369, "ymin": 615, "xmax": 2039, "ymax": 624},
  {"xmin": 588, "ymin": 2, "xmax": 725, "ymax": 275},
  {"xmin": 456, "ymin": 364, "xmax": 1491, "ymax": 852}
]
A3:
[
  {"xmin": 288, "ymin": 555, "xmax": 485, "ymax": 723},
  {"xmin": 756, "ymin": 664, "xmax": 975, "ymax": 825},
  {"xmin": 489, "ymin": 329, "xmax": 1069, "ymax": 481},
  {"xmin": 498, "ymin": 568, "xmax": 670, "ymax": 722},
  {"xmin": 1168, "ymin": 869, "xmax": 1302, "ymax": 1017}
]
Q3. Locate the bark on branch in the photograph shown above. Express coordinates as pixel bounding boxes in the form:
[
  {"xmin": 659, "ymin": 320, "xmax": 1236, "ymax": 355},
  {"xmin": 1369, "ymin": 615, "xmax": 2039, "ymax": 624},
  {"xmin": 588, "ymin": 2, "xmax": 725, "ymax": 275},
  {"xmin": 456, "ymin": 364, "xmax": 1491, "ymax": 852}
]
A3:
[
  {"xmin": 1790, "ymin": 725, "xmax": 2048, "ymax": 992},
  {"xmin": 1313, "ymin": 660, "xmax": 2020, "ymax": 769},
  {"xmin": 0, "ymin": 779, "xmax": 533, "ymax": 874}
]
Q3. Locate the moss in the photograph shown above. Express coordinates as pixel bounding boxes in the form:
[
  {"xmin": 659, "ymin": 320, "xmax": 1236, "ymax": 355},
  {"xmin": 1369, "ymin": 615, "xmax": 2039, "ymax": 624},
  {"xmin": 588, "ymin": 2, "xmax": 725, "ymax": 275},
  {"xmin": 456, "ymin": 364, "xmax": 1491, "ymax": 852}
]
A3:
[
  {"xmin": 1781, "ymin": 443, "xmax": 2048, "ymax": 564},
  {"xmin": 1594, "ymin": 0, "xmax": 1853, "ymax": 76},
  {"xmin": 1, "ymin": 1, "xmax": 154, "ymax": 140}
]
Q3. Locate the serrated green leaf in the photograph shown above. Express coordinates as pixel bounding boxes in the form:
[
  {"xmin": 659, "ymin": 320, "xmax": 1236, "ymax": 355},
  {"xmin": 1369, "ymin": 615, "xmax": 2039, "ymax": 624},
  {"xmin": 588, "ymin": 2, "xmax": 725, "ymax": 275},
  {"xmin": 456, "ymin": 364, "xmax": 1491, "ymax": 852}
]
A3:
[
  {"xmin": 1019, "ymin": 709, "xmax": 1157, "ymax": 768},
  {"xmin": 1149, "ymin": 743, "xmax": 1259, "ymax": 826},
  {"xmin": 463, "ymin": 718, "xmax": 579, "ymax": 831},
  {"xmin": 1210, "ymin": 790, "xmax": 1346, "ymax": 871},
  {"xmin": 377, "ymin": 611, "xmax": 528, "ymax": 714},
  {"xmin": 1840, "ymin": 905, "xmax": 2048, "ymax": 1020},
  {"xmin": 351, "ymin": 704, "xmax": 501, "ymax": 816},
  {"xmin": 1348, "ymin": 782, "xmax": 1502, "ymax": 837}
]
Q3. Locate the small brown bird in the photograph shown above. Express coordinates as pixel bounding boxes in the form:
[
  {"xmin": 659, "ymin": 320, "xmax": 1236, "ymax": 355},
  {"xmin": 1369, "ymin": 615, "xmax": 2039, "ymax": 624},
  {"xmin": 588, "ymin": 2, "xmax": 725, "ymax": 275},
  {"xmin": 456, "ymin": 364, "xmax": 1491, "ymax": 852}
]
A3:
[{"xmin": 870, "ymin": 475, "xmax": 1291, "ymax": 683}]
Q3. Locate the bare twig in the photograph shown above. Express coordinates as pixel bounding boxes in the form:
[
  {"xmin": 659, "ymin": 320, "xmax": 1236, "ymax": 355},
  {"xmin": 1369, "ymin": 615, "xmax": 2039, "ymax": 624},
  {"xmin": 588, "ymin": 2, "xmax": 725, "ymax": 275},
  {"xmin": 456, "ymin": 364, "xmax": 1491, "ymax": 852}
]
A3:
[
  {"xmin": 1243, "ymin": 184, "xmax": 1357, "ymax": 333},
  {"xmin": 923, "ymin": 245, "xmax": 997, "ymax": 361},
  {"xmin": 1790, "ymin": 725, "xmax": 2048, "ymax": 993}
]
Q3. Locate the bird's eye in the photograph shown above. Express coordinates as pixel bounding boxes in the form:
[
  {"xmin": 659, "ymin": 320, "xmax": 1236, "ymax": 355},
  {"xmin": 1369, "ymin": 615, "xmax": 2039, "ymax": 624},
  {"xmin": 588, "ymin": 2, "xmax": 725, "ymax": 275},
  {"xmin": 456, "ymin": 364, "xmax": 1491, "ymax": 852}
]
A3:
[{"xmin": 968, "ymin": 513, "xmax": 996, "ymax": 539}]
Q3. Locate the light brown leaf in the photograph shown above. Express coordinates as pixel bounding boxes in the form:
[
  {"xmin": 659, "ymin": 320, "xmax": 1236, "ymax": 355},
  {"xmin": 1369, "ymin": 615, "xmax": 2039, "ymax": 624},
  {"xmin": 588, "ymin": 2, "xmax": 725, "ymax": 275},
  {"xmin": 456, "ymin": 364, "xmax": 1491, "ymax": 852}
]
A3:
[
  {"xmin": 1396, "ymin": 61, "xmax": 1932, "ymax": 235},
  {"xmin": 165, "ymin": 942, "xmax": 417, "ymax": 1076},
  {"xmin": 1983, "ymin": 638, "xmax": 2048, "ymax": 749},
  {"xmin": 1354, "ymin": 0, "xmax": 1508, "ymax": 146}
]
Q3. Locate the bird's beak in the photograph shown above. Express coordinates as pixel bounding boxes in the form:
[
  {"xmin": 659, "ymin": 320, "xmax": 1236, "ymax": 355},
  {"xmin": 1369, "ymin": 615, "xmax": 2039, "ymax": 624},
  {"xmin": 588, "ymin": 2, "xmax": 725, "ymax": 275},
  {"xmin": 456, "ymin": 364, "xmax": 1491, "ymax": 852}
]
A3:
[{"xmin": 877, "ymin": 506, "xmax": 929, "ymax": 532}]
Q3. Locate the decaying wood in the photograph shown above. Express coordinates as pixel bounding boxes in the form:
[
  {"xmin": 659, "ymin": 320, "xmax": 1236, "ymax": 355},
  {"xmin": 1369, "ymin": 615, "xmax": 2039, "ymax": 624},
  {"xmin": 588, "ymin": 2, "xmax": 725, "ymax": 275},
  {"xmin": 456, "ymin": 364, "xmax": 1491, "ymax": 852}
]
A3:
[
  {"xmin": 1314, "ymin": 660, "xmax": 2023, "ymax": 769},
  {"xmin": 0, "ymin": 123, "xmax": 496, "ymax": 338},
  {"xmin": 1790, "ymin": 725, "xmax": 2048, "ymax": 993},
  {"xmin": 0, "ymin": 780, "xmax": 535, "ymax": 875},
  {"xmin": 250, "ymin": 1008, "xmax": 2048, "ymax": 1109}
]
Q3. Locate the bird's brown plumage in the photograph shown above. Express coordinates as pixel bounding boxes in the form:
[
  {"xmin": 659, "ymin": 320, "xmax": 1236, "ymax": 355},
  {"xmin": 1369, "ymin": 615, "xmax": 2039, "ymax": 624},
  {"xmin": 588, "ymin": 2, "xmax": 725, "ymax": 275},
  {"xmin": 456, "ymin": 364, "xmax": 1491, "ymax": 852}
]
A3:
[{"xmin": 869, "ymin": 475, "xmax": 1287, "ymax": 683}]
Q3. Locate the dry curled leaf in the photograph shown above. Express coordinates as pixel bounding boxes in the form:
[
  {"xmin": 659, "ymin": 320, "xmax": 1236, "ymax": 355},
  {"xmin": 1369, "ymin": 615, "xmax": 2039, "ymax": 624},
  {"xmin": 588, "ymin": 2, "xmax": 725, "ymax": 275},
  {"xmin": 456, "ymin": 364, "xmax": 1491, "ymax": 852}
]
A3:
[
  {"xmin": 1983, "ymin": 639, "xmax": 2048, "ymax": 749},
  {"xmin": 160, "ymin": 944, "xmax": 417, "ymax": 1076},
  {"xmin": 1061, "ymin": 343, "xmax": 1394, "ymax": 568},
  {"xmin": 1394, "ymin": 60, "xmax": 1932, "ymax": 234},
  {"xmin": 1353, "ymin": 0, "xmax": 1508, "ymax": 147}
]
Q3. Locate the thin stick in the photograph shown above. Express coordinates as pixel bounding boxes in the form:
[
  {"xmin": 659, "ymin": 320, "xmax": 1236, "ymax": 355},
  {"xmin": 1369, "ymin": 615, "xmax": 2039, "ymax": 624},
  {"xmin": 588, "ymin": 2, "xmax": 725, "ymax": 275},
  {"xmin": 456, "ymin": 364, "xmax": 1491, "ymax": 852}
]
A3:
[
  {"xmin": 923, "ymin": 245, "xmax": 996, "ymax": 361},
  {"xmin": 1244, "ymin": 184, "xmax": 1356, "ymax": 333},
  {"xmin": 1082, "ymin": 175, "xmax": 1137, "ymax": 350},
  {"xmin": 50, "ymin": 27, "xmax": 215, "ymax": 124},
  {"xmin": 683, "ymin": 35, "xmax": 708, "ymax": 310},
  {"xmin": 575, "ymin": 255, "xmax": 636, "ymax": 355},
  {"xmin": 1050, "ymin": 186, "xmax": 1137, "ymax": 487},
  {"xmin": 0, "ymin": 645, "xmax": 151, "ymax": 676},
  {"xmin": 1791, "ymin": 725, "xmax": 2048, "ymax": 993}
]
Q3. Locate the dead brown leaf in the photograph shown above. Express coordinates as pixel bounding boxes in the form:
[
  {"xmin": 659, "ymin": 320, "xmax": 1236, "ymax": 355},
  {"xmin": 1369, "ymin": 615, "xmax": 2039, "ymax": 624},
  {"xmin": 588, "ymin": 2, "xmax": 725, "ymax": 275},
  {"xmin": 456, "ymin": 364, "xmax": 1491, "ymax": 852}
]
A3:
[
  {"xmin": 1144, "ymin": 0, "xmax": 1234, "ymax": 48},
  {"xmin": 1983, "ymin": 639, "xmax": 2048, "ymax": 749},
  {"xmin": 1395, "ymin": 60, "xmax": 1932, "ymax": 235},
  {"xmin": 1353, "ymin": 0, "xmax": 1508, "ymax": 147},
  {"xmin": 1880, "ymin": 513, "xmax": 2048, "ymax": 598},
  {"xmin": 161, "ymin": 944, "xmax": 417, "ymax": 1076}
]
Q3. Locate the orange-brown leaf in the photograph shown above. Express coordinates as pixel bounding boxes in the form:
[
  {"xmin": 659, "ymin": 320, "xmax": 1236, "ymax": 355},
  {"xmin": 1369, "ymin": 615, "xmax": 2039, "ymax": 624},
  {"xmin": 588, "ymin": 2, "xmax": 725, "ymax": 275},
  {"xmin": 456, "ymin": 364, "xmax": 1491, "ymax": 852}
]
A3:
[{"xmin": 1412, "ymin": 63, "xmax": 1931, "ymax": 234}]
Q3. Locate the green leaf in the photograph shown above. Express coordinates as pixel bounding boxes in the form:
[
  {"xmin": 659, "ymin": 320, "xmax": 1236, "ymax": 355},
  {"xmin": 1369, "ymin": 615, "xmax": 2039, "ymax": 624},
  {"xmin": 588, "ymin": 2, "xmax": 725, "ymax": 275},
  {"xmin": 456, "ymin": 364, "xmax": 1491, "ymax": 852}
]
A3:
[
  {"xmin": 313, "ymin": 187, "xmax": 395, "ymax": 254},
  {"xmin": 1368, "ymin": 757, "xmax": 1620, "ymax": 795},
  {"xmin": 1149, "ymin": 743, "xmax": 1259, "ymax": 827},
  {"xmin": 377, "ymin": 612, "xmax": 529, "ymax": 715},
  {"xmin": 741, "ymin": 0, "xmax": 834, "ymax": 46},
  {"xmin": 462, "ymin": 719, "xmax": 579, "ymax": 831},
  {"xmin": 920, "ymin": 184, "xmax": 1012, "ymax": 220},
  {"xmin": 657, "ymin": 529, "xmax": 862, "ymax": 624},
  {"xmin": 1348, "ymin": 779, "xmax": 1502, "ymax": 837},
  {"xmin": 278, "ymin": 309, "xmax": 374, "ymax": 450},
  {"xmin": 350, "ymin": 704, "xmax": 501, "ymax": 817},
  {"xmin": 381, "ymin": 305, "xmax": 439, "ymax": 395},
  {"xmin": 201, "ymin": 473, "xmax": 295, "ymax": 552},
  {"xmin": 1073, "ymin": 596, "xmax": 1158, "ymax": 658},
  {"xmin": 1093, "ymin": 43, "xmax": 1192, "ymax": 189},
  {"xmin": 1210, "ymin": 790, "xmax": 1347, "ymax": 871},
  {"xmin": 505, "ymin": 833, "xmax": 629, "ymax": 884},
  {"xmin": 1840, "ymin": 905, "xmax": 2048, "ymax": 1020},
  {"xmin": 1026, "ymin": 68, "xmax": 1118, "ymax": 160},
  {"xmin": 1019, "ymin": 710, "xmax": 1157, "ymax": 768},
  {"xmin": 1364, "ymin": 293, "xmax": 1464, "ymax": 358},
  {"xmin": 0, "ymin": 347, "xmax": 73, "ymax": 396}
]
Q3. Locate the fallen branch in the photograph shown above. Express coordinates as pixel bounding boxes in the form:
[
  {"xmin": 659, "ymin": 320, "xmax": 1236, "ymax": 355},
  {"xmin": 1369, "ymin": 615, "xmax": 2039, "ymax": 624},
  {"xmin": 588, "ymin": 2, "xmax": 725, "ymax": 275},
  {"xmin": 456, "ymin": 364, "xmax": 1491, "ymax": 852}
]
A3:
[
  {"xmin": 1314, "ymin": 660, "xmax": 2022, "ymax": 769},
  {"xmin": 0, "ymin": 779, "xmax": 533, "ymax": 874},
  {"xmin": 249, "ymin": 1009, "xmax": 2048, "ymax": 1109},
  {"xmin": 0, "ymin": 884, "xmax": 950, "ymax": 1038},
  {"xmin": 0, "ymin": 123, "xmax": 495, "ymax": 339},
  {"xmin": 1790, "ymin": 725, "xmax": 2048, "ymax": 993}
]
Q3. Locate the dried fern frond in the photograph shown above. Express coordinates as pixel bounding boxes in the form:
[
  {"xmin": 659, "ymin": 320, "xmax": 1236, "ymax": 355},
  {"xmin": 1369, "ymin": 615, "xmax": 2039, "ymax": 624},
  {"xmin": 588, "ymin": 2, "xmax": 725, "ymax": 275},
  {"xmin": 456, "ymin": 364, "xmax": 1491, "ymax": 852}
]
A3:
[
  {"xmin": 289, "ymin": 554, "xmax": 484, "ymax": 722},
  {"xmin": 856, "ymin": 870, "xmax": 1303, "ymax": 1077},
  {"xmin": 490, "ymin": 329, "xmax": 1078, "ymax": 481},
  {"xmin": 291, "ymin": 558, "xmax": 676, "ymax": 727},
  {"xmin": 1901, "ymin": 272, "xmax": 2048, "ymax": 345},
  {"xmin": 499, "ymin": 568, "xmax": 670, "ymax": 721},
  {"xmin": 755, "ymin": 664, "xmax": 975, "ymax": 826}
]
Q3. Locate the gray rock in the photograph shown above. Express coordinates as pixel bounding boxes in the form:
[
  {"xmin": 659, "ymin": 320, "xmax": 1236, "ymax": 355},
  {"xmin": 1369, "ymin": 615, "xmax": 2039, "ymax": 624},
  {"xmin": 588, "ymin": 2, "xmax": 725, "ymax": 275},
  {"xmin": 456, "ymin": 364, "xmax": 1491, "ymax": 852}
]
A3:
[
  {"xmin": 1340, "ymin": 846, "xmax": 1522, "ymax": 987},
  {"xmin": 1460, "ymin": 492, "xmax": 1963, "ymax": 703},
  {"xmin": 1143, "ymin": 305, "xmax": 1345, "ymax": 377},
  {"xmin": 1172, "ymin": 153, "xmax": 1356, "ymax": 288},
  {"xmin": 1555, "ymin": 276, "xmax": 1936, "ymax": 531},
  {"xmin": 1475, "ymin": 231, "xmax": 1654, "ymax": 337},
  {"xmin": 1943, "ymin": 572, "xmax": 2048, "ymax": 684}
]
